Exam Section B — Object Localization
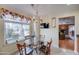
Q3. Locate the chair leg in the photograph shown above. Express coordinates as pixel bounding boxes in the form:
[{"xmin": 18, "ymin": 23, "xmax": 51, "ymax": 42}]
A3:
[
  {"xmin": 18, "ymin": 50, "xmax": 22, "ymax": 55},
  {"xmin": 19, "ymin": 51, "xmax": 23, "ymax": 55},
  {"xmin": 24, "ymin": 48, "xmax": 27, "ymax": 55},
  {"xmin": 35, "ymin": 48, "xmax": 38, "ymax": 54}
]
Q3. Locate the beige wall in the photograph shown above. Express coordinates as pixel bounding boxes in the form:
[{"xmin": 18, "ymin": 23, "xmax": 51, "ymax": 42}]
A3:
[{"xmin": 0, "ymin": 18, "xmax": 17, "ymax": 54}]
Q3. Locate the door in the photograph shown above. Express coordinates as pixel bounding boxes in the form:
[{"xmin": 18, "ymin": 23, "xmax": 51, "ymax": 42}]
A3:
[{"xmin": 59, "ymin": 16, "xmax": 75, "ymax": 50}]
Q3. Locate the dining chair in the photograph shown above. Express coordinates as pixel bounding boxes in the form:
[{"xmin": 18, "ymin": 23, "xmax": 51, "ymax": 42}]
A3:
[
  {"xmin": 39, "ymin": 40, "xmax": 52, "ymax": 55},
  {"xmin": 16, "ymin": 40, "xmax": 27, "ymax": 55},
  {"xmin": 16, "ymin": 41, "xmax": 33, "ymax": 55},
  {"xmin": 39, "ymin": 42, "xmax": 47, "ymax": 54},
  {"xmin": 45, "ymin": 40, "xmax": 52, "ymax": 55},
  {"xmin": 16, "ymin": 43, "xmax": 23, "ymax": 55}
]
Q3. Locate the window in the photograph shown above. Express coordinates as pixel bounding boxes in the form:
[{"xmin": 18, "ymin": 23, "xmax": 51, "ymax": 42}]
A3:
[
  {"xmin": 23, "ymin": 24, "xmax": 30, "ymax": 36},
  {"xmin": 4, "ymin": 21, "xmax": 30, "ymax": 44}
]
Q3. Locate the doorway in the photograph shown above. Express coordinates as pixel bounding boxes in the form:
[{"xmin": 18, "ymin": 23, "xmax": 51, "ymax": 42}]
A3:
[{"xmin": 59, "ymin": 16, "xmax": 75, "ymax": 50}]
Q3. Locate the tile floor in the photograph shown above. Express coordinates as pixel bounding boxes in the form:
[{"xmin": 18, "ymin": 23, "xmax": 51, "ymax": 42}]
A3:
[
  {"xmin": 15, "ymin": 46, "xmax": 78, "ymax": 55},
  {"xmin": 0, "ymin": 44, "xmax": 78, "ymax": 55}
]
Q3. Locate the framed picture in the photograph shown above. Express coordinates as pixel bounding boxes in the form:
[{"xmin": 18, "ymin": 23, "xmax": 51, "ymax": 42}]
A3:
[{"xmin": 52, "ymin": 17, "xmax": 56, "ymax": 27}]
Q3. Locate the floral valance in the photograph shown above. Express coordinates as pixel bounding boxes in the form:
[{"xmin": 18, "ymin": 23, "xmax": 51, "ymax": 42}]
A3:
[{"xmin": 0, "ymin": 8, "xmax": 31, "ymax": 23}]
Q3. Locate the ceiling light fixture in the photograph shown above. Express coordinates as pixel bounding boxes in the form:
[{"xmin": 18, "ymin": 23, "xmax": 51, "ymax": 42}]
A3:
[
  {"xmin": 31, "ymin": 4, "xmax": 41, "ymax": 20},
  {"xmin": 31, "ymin": 4, "xmax": 43, "ymax": 22},
  {"xmin": 31, "ymin": 4, "xmax": 39, "ymax": 18}
]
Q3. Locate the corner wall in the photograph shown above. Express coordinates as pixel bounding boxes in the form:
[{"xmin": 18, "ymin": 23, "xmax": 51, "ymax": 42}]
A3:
[{"xmin": 40, "ymin": 11, "xmax": 79, "ymax": 51}]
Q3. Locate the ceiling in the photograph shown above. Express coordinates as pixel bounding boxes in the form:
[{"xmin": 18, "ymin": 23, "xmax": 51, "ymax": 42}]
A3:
[{"xmin": 0, "ymin": 4, "xmax": 79, "ymax": 17}]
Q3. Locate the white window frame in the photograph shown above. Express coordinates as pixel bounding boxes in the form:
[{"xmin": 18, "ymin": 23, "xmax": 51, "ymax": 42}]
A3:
[{"xmin": 4, "ymin": 20, "xmax": 30, "ymax": 44}]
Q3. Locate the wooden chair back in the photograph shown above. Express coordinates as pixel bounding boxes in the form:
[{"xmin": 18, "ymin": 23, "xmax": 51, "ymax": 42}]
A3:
[
  {"xmin": 16, "ymin": 41, "xmax": 26, "ymax": 55},
  {"xmin": 46, "ymin": 40, "xmax": 52, "ymax": 55},
  {"xmin": 16, "ymin": 43, "xmax": 23, "ymax": 55},
  {"xmin": 39, "ymin": 40, "xmax": 52, "ymax": 55}
]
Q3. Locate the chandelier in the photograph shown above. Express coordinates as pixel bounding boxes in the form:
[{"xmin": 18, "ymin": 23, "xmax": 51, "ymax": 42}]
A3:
[
  {"xmin": 31, "ymin": 4, "xmax": 39, "ymax": 19},
  {"xmin": 31, "ymin": 4, "xmax": 43, "ymax": 22}
]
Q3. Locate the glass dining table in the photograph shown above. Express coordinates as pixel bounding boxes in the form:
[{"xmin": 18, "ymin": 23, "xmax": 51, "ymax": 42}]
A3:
[{"xmin": 22, "ymin": 46, "xmax": 33, "ymax": 55}]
